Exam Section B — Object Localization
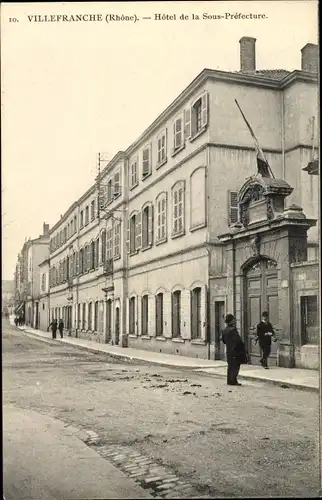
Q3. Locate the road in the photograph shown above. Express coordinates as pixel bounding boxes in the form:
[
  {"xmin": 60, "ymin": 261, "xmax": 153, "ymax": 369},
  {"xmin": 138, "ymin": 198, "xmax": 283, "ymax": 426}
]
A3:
[{"xmin": 3, "ymin": 321, "xmax": 320, "ymax": 498}]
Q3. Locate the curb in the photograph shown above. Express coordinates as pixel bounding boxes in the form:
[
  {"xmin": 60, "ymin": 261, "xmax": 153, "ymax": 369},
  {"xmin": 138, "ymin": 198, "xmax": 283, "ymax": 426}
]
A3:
[{"xmin": 20, "ymin": 328, "xmax": 318, "ymax": 393}]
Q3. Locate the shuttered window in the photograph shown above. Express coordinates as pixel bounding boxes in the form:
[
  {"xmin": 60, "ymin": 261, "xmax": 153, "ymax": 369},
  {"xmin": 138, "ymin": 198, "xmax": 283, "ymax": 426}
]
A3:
[
  {"xmin": 142, "ymin": 145, "xmax": 151, "ymax": 178},
  {"xmin": 142, "ymin": 204, "xmax": 153, "ymax": 249},
  {"xmin": 173, "ymin": 117, "xmax": 183, "ymax": 150},
  {"xmin": 155, "ymin": 293, "xmax": 164, "ymax": 336},
  {"xmin": 107, "ymin": 228, "xmax": 113, "ymax": 259},
  {"xmin": 172, "ymin": 181, "xmax": 185, "ymax": 237},
  {"xmin": 114, "ymin": 171, "xmax": 121, "ymax": 197},
  {"xmin": 88, "ymin": 302, "xmax": 92, "ymax": 330},
  {"xmin": 101, "ymin": 230, "xmax": 106, "ymax": 263},
  {"xmin": 228, "ymin": 190, "xmax": 239, "ymax": 226},
  {"xmin": 130, "ymin": 159, "xmax": 138, "ymax": 188},
  {"xmin": 114, "ymin": 222, "xmax": 121, "ymax": 258},
  {"xmin": 156, "ymin": 193, "xmax": 167, "ymax": 242},
  {"xmin": 171, "ymin": 291, "xmax": 181, "ymax": 338},
  {"xmin": 191, "ymin": 287, "xmax": 202, "ymax": 339},
  {"xmin": 157, "ymin": 131, "xmax": 167, "ymax": 165},
  {"xmin": 129, "ymin": 297, "xmax": 136, "ymax": 335},
  {"xmin": 141, "ymin": 295, "xmax": 149, "ymax": 336}
]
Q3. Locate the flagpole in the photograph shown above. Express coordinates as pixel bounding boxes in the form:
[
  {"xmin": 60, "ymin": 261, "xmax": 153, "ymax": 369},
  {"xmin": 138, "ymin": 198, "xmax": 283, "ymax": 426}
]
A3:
[{"xmin": 234, "ymin": 99, "xmax": 275, "ymax": 178}]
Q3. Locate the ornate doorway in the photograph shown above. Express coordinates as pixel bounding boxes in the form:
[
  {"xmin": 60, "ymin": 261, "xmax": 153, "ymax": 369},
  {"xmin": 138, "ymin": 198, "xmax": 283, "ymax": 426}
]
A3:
[{"xmin": 243, "ymin": 258, "xmax": 279, "ymax": 365}]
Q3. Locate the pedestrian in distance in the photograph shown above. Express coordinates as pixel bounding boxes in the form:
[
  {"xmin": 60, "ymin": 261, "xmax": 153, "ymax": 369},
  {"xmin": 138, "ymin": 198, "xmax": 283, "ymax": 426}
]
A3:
[
  {"xmin": 58, "ymin": 319, "xmax": 64, "ymax": 339},
  {"xmin": 14, "ymin": 316, "xmax": 19, "ymax": 327},
  {"xmin": 222, "ymin": 313, "xmax": 248, "ymax": 386},
  {"xmin": 256, "ymin": 311, "xmax": 276, "ymax": 369},
  {"xmin": 48, "ymin": 319, "xmax": 58, "ymax": 339}
]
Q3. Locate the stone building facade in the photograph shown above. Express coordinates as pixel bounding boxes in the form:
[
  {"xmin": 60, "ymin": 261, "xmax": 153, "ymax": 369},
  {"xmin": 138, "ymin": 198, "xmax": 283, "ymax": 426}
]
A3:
[{"xmin": 44, "ymin": 36, "xmax": 319, "ymax": 368}]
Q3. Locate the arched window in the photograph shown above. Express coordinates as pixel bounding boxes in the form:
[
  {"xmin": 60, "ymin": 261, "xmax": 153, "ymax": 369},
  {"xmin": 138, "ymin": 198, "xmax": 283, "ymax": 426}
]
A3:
[{"xmin": 171, "ymin": 290, "xmax": 181, "ymax": 337}]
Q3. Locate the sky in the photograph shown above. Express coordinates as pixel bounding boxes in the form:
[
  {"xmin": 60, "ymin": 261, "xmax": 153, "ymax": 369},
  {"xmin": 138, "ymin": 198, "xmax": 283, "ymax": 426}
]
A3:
[{"xmin": 1, "ymin": 1, "xmax": 318, "ymax": 281}]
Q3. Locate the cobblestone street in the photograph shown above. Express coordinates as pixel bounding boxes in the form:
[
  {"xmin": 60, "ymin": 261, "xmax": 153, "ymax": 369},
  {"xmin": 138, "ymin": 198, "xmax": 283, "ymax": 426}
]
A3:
[{"xmin": 3, "ymin": 323, "xmax": 320, "ymax": 498}]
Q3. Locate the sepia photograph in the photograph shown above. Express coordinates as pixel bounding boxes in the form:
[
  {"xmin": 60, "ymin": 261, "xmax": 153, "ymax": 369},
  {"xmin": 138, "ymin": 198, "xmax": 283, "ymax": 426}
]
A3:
[{"xmin": 1, "ymin": 1, "xmax": 320, "ymax": 499}]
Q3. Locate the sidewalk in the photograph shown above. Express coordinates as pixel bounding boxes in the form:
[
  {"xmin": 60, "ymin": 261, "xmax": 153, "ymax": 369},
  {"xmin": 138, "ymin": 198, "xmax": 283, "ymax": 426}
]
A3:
[
  {"xmin": 4, "ymin": 404, "xmax": 151, "ymax": 499},
  {"xmin": 17, "ymin": 324, "xmax": 319, "ymax": 393}
]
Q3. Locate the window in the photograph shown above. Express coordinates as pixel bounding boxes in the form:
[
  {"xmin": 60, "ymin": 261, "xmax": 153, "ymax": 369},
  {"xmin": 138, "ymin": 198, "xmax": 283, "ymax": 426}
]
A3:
[
  {"xmin": 107, "ymin": 228, "xmax": 113, "ymax": 259},
  {"xmin": 91, "ymin": 200, "xmax": 95, "ymax": 220},
  {"xmin": 41, "ymin": 273, "xmax": 46, "ymax": 292},
  {"xmin": 130, "ymin": 159, "xmax": 138, "ymax": 188},
  {"xmin": 191, "ymin": 287, "xmax": 202, "ymax": 339},
  {"xmin": 107, "ymin": 180, "xmax": 113, "ymax": 203},
  {"xmin": 142, "ymin": 145, "xmax": 151, "ymax": 178},
  {"xmin": 90, "ymin": 241, "xmax": 95, "ymax": 269},
  {"xmin": 80, "ymin": 211, "xmax": 84, "ymax": 228},
  {"xmin": 85, "ymin": 206, "xmax": 89, "ymax": 225},
  {"xmin": 74, "ymin": 215, "xmax": 77, "ymax": 233},
  {"xmin": 191, "ymin": 92, "xmax": 208, "ymax": 137},
  {"xmin": 82, "ymin": 303, "xmax": 86, "ymax": 329},
  {"xmin": 156, "ymin": 193, "xmax": 167, "ymax": 243},
  {"xmin": 157, "ymin": 131, "xmax": 167, "ymax": 165},
  {"xmin": 129, "ymin": 215, "xmax": 136, "ymax": 253},
  {"xmin": 173, "ymin": 117, "xmax": 183, "ymax": 151},
  {"xmin": 141, "ymin": 295, "xmax": 149, "ymax": 336},
  {"xmin": 86, "ymin": 245, "xmax": 91, "ymax": 271},
  {"xmin": 171, "ymin": 290, "xmax": 181, "ymax": 338},
  {"xmin": 228, "ymin": 191, "xmax": 238, "ymax": 226},
  {"xmin": 88, "ymin": 302, "xmax": 92, "ymax": 330},
  {"xmin": 101, "ymin": 230, "xmax": 106, "ymax": 263},
  {"xmin": 66, "ymin": 256, "xmax": 70, "ymax": 280},
  {"xmin": 172, "ymin": 181, "xmax": 185, "ymax": 237},
  {"xmin": 129, "ymin": 297, "xmax": 136, "ymax": 335},
  {"xmin": 142, "ymin": 204, "xmax": 153, "ymax": 249},
  {"xmin": 77, "ymin": 304, "xmax": 81, "ymax": 329},
  {"xmin": 79, "ymin": 248, "xmax": 84, "ymax": 274},
  {"xmin": 95, "ymin": 238, "xmax": 99, "ymax": 267},
  {"xmin": 94, "ymin": 301, "xmax": 99, "ymax": 331},
  {"xmin": 114, "ymin": 171, "xmax": 120, "ymax": 197},
  {"xmin": 114, "ymin": 222, "xmax": 121, "ymax": 258},
  {"xmin": 128, "ymin": 212, "xmax": 141, "ymax": 254},
  {"xmin": 301, "ymin": 295, "xmax": 319, "ymax": 345},
  {"xmin": 155, "ymin": 293, "xmax": 163, "ymax": 336}
]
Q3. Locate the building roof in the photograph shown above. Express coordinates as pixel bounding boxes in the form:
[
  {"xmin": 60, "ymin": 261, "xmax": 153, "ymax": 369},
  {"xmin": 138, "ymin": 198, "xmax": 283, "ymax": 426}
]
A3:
[{"xmin": 235, "ymin": 69, "xmax": 292, "ymax": 80}]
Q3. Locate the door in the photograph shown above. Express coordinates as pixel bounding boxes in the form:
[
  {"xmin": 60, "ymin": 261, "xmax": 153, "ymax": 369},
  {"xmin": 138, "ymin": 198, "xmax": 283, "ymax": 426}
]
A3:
[
  {"xmin": 115, "ymin": 307, "xmax": 120, "ymax": 345},
  {"xmin": 214, "ymin": 301, "xmax": 226, "ymax": 360},
  {"xmin": 244, "ymin": 259, "xmax": 279, "ymax": 365},
  {"xmin": 106, "ymin": 300, "xmax": 112, "ymax": 343}
]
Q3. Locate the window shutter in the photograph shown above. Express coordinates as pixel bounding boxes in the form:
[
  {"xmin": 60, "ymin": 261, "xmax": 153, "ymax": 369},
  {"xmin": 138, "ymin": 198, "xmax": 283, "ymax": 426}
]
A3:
[
  {"xmin": 142, "ymin": 148, "xmax": 150, "ymax": 177},
  {"xmin": 136, "ymin": 211, "xmax": 142, "ymax": 250},
  {"xmin": 228, "ymin": 190, "xmax": 239, "ymax": 226},
  {"xmin": 201, "ymin": 92, "xmax": 208, "ymax": 127},
  {"xmin": 69, "ymin": 257, "xmax": 72, "ymax": 278},
  {"xmin": 184, "ymin": 108, "xmax": 191, "ymax": 139},
  {"xmin": 174, "ymin": 118, "xmax": 182, "ymax": 149},
  {"xmin": 114, "ymin": 171, "xmax": 120, "ymax": 196},
  {"xmin": 148, "ymin": 205, "xmax": 154, "ymax": 246},
  {"xmin": 126, "ymin": 218, "xmax": 130, "ymax": 254}
]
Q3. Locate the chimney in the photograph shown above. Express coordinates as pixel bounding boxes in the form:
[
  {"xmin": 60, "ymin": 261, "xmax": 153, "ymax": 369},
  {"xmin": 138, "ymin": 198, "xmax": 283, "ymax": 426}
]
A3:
[
  {"xmin": 301, "ymin": 43, "xmax": 318, "ymax": 73},
  {"xmin": 43, "ymin": 223, "xmax": 49, "ymax": 236},
  {"xmin": 239, "ymin": 36, "xmax": 256, "ymax": 72}
]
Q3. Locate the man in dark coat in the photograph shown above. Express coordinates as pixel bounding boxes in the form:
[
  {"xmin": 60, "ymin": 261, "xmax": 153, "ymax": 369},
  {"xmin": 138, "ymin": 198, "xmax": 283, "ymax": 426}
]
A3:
[
  {"xmin": 48, "ymin": 319, "xmax": 58, "ymax": 339},
  {"xmin": 58, "ymin": 319, "xmax": 64, "ymax": 339},
  {"xmin": 256, "ymin": 311, "xmax": 275, "ymax": 369},
  {"xmin": 222, "ymin": 313, "xmax": 246, "ymax": 386}
]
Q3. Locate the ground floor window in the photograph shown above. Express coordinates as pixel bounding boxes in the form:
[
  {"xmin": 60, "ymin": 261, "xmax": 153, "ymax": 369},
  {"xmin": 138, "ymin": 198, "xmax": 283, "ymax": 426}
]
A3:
[
  {"xmin": 141, "ymin": 295, "xmax": 149, "ymax": 336},
  {"xmin": 82, "ymin": 303, "xmax": 86, "ymax": 329},
  {"xmin": 77, "ymin": 304, "xmax": 81, "ymax": 329},
  {"xmin": 94, "ymin": 301, "xmax": 99, "ymax": 331},
  {"xmin": 88, "ymin": 302, "xmax": 92, "ymax": 330},
  {"xmin": 155, "ymin": 293, "xmax": 163, "ymax": 336},
  {"xmin": 129, "ymin": 297, "xmax": 136, "ymax": 335},
  {"xmin": 171, "ymin": 290, "xmax": 181, "ymax": 338},
  {"xmin": 301, "ymin": 295, "xmax": 319, "ymax": 345}
]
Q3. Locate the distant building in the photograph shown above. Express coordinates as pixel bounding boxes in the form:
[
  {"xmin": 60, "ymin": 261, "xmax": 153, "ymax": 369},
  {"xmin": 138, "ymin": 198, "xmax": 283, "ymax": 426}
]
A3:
[
  {"xmin": 2, "ymin": 280, "xmax": 15, "ymax": 315},
  {"xmin": 38, "ymin": 258, "xmax": 50, "ymax": 331},
  {"xmin": 37, "ymin": 37, "xmax": 319, "ymax": 368}
]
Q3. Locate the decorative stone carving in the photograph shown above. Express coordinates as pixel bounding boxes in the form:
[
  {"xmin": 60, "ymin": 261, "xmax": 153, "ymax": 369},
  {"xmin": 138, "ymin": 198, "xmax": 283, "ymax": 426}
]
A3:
[
  {"xmin": 250, "ymin": 235, "xmax": 260, "ymax": 256},
  {"xmin": 267, "ymin": 198, "xmax": 274, "ymax": 220}
]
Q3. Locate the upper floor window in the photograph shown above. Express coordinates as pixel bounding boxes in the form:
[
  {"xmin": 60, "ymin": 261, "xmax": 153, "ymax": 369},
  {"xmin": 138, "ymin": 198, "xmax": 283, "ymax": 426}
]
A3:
[
  {"xmin": 80, "ymin": 211, "xmax": 84, "ymax": 228},
  {"xmin": 141, "ymin": 203, "xmax": 153, "ymax": 249},
  {"xmin": 173, "ymin": 116, "xmax": 183, "ymax": 152},
  {"xmin": 172, "ymin": 181, "xmax": 185, "ymax": 237},
  {"xmin": 142, "ymin": 144, "xmax": 152, "ymax": 179},
  {"xmin": 157, "ymin": 131, "xmax": 167, "ymax": 166},
  {"xmin": 85, "ymin": 206, "xmax": 89, "ymax": 225},
  {"xmin": 114, "ymin": 171, "xmax": 121, "ymax": 198},
  {"xmin": 90, "ymin": 241, "xmax": 95, "ymax": 269},
  {"xmin": 64, "ymin": 226, "xmax": 67, "ymax": 243},
  {"xmin": 74, "ymin": 215, "xmax": 77, "ymax": 234},
  {"xmin": 91, "ymin": 200, "xmax": 95, "ymax": 221},
  {"xmin": 156, "ymin": 193, "xmax": 167, "ymax": 243},
  {"xmin": 79, "ymin": 248, "xmax": 84, "ymax": 274},
  {"xmin": 191, "ymin": 92, "xmax": 208, "ymax": 137},
  {"xmin": 107, "ymin": 179, "xmax": 113, "ymax": 204},
  {"xmin": 101, "ymin": 230, "xmax": 106, "ymax": 263},
  {"xmin": 127, "ymin": 212, "xmax": 141, "ymax": 254},
  {"xmin": 130, "ymin": 158, "xmax": 138, "ymax": 188},
  {"xmin": 114, "ymin": 221, "xmax": 121, "ymax": 258}
]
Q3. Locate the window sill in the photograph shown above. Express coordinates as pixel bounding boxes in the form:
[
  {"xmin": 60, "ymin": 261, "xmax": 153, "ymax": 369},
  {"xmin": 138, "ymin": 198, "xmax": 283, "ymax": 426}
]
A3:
[
  {"xmin": 128, "ymin": 334, "xmax": 138, "ymax": 338},
  {"xmin": 130, "ymin": 250, "xmax": 139, "ymax": 257},
  {"xmin": 172, "ymin": 337, "xmax": 185, "ymax": 343},
  {"xmin": 113, "ymin": 255, "xmax": 121, "ymax": 261},
  {"xmin": 156, "ymin": 238, "xmax": 167, "ymax": 246},
  {"xmin": 156, "ymin": 158, "xmax": 167, "ymax": 170},
  {"xmin": 189, "ymin": 126, "xmax": 207, "ymax": 143},
  {"xmin": 141, "ymin": 335, "xmax": 151, "ymax": 340},
  {"xmin": 142, "ymin": 244, "xmax": 152, "ymax": 252},
  {"xmin": 130, "ymin": 182, "xmax": 139, "ymax": 191},
  {"xmin": 191, "ymin": 339, "xmax": 206, "ymax": 345},
  {"xmin": 114, "ymin": 193, "xmax": 121, "ymax": 200},
  {"xmin": 156, "ymin": 336, "xmax": 167, "ymax": 342},
  {"xmin": 171, "ymin": 231, "xmax": 185, "ymax": 240},
  {"xmin": 171, "ymin": 144, "xmax": 185, "ymax": 157},
  {"xmin": 142, "ymin": 172, "xmax": 152, "ymax": 181},
  {"xmin": 190, "ymin": 222, "xmax": 206, "ymax": 233}
]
